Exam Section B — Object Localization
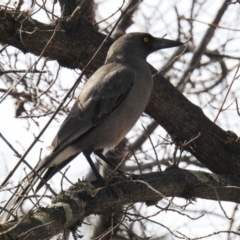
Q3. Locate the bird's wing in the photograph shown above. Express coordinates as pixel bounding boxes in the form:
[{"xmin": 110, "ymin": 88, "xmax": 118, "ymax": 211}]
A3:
[{"xmin": 52, "ymin": 64, "xmax": 135, "ymax": 151}]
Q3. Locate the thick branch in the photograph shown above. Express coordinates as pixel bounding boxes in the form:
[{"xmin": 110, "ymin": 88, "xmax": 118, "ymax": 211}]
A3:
[
  {"xmin": 147, "ymin": 72, "xmax": 240, "ymax": 174},
  {"xmin": 0, "ymin": 8, "xmax": 110, "ymax": 70},
  {"xmin": 1, "ymin": 169, "xmax": 240, "ymax": 239}
]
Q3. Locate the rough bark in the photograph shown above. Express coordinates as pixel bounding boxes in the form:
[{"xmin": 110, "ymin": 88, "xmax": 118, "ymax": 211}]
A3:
[
  {"xmin": 148, "ymin": 72, "xmax": 240, "ymax": 174},
  {"xmin": 0, "ymin": 8, "xmax": 110, "ymax": 71},
  {"xmin": 1, "ymin": 169, "xmax": 240, "ymax": 240}
]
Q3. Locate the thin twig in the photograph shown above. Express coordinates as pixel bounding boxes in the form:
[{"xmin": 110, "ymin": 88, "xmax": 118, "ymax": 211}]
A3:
[
  {"xmin": 207, "ymin": 62, "xmax": 240, "ymax": 134},
  {"xmin": 141, "ymin": 124, "xmax": 161, "ymax": 171}
]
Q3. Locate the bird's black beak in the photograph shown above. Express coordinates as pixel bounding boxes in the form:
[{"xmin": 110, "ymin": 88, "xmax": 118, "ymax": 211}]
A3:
[{"xmin": 152, "ymin": 37, "xmax": 184, "ymax": 51}]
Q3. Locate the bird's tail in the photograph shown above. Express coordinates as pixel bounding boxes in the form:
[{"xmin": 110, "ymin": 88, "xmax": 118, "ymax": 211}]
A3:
[
  {"xmin": 0, "ymin": 150, "xmax": 79, "ymax": 223},
  {"xmin": 0, "ymin": 150, "xmax": 56, "ymax": 223}
]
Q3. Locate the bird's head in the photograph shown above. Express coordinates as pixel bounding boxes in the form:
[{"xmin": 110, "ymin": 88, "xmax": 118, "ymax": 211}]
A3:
[{"xmin": 106, "ymin": 32, "xmax": 184, "ymax": 63}]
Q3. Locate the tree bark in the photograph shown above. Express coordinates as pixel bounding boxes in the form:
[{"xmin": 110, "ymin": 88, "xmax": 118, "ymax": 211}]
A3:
[{"xmin": 1, "ymin": 169, "xmax": 240, "ymax": 240}]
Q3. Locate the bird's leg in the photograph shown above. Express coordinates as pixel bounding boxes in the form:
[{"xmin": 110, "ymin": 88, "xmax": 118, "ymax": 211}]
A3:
[
  {"xmin": 94, "ymin": 149, "xmax": 126, "ymax": 176},
  {"xmin": 94, "ymin": 150, "xmax": 140, "ymax": 181},
  {"xmin": 83, "ymin": 151, "xmax": 105, "ymax": 183},
  {"xmin": 84, "ymin": 151, "xmax": 119, "ymax": 199}
]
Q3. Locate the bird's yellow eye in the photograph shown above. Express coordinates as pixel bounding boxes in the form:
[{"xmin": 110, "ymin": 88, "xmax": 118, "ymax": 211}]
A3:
[{"xmin": 143, "ymin": 37, "xmax": 149, "ymax": 43}]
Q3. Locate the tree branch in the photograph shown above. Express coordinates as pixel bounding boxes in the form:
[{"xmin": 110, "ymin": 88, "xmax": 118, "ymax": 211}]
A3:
[
  {"xmin": 147, "ymin": 71, "xmax": 240, "ymax": 174},
  {"xmin": 1, "ymin": 168, "xmax": 240, "ymax": 239},
  {"xmin": 0, "ymin": 8, "xmax": 110, "ymax": 71}
]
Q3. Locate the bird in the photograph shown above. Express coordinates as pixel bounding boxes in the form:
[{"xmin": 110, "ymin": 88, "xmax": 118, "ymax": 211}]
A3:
[
  {"xmin": 36, "ymin": 32, "xmax": 183, "ymax": 188},
  {"xmin": 1, "ymin": 32, "xmax": 183, "ymax": 221}
]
